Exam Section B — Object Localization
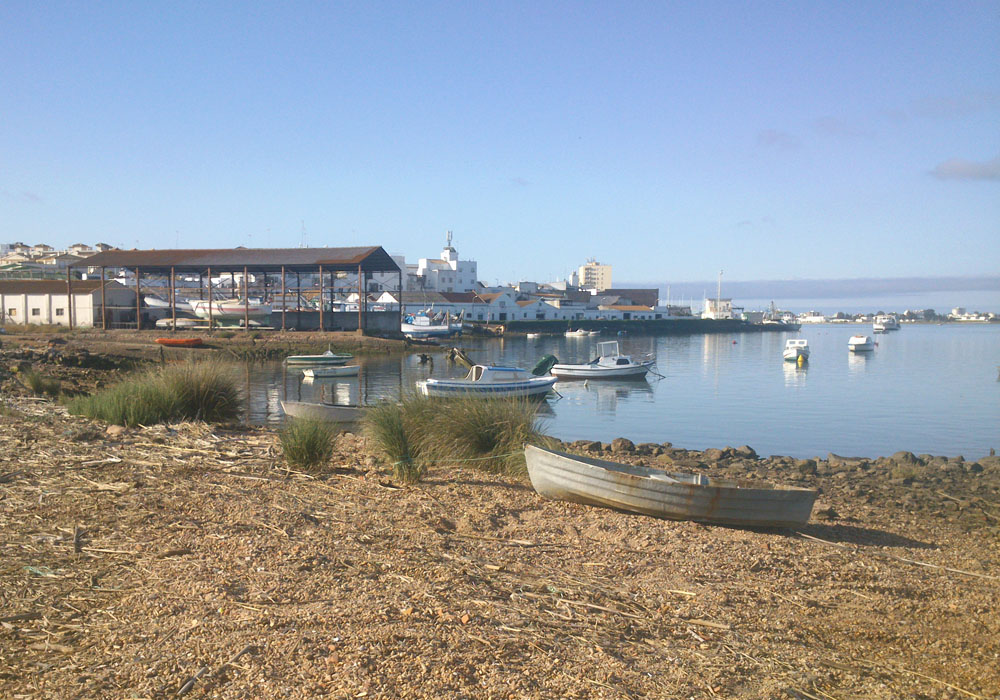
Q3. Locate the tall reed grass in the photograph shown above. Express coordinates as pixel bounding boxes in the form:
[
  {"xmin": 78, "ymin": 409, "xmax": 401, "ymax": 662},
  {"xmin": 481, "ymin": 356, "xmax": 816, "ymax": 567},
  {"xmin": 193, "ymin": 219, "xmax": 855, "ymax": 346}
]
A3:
[
  {"xmin": 280, "ymin": 418, "xmax": 336, "ymax": 471},
  {"xmin": 362, "ymin": 394, "xmax": 551, "ymax": 482},
  {"xmin": 68, "ymin": 361, "xmax": 240, "ymax": 426},
  {"xmin": 23, "ymin": 370, "xmax": 62, "ymax": 397}
]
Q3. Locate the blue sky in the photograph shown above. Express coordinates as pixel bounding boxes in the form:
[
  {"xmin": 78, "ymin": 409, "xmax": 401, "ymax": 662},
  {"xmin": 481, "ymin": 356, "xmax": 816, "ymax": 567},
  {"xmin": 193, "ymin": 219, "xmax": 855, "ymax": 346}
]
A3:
[{"xmin": 2, "ymin": 1, "xmax": 998, "ymax": 285}]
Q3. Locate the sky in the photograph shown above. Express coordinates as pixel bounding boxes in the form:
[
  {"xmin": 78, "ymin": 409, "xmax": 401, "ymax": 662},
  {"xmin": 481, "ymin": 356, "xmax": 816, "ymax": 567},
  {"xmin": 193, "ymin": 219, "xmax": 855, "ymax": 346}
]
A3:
[{"xmin": 2, "ymin": 1, "xmax": 998, "ymax": 286}]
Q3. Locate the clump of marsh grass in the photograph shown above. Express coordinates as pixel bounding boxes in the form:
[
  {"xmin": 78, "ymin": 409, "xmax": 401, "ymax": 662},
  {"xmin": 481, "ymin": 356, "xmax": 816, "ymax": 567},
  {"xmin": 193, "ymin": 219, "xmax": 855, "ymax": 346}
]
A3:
[
  {"xmin": 23, "ymin": 370, "xmax": 62, "ymax": 397},
  {"xmin": 68, "ymin": 360, "xmax": 240, "ymax": 426},
  {"xmin": 280, "ymin": 418, "xmax": 337, "ymax": 472},
  {"xmin": 421, "ymin": 396, "xmax": 552, "ymax": 475},
  {"xmin": 363, "ymin": 395, "xmax": 433, "ymax": 483},
  {"xmin": 362, "ymin": 394, "xmax": 552, "ymax": 481}
]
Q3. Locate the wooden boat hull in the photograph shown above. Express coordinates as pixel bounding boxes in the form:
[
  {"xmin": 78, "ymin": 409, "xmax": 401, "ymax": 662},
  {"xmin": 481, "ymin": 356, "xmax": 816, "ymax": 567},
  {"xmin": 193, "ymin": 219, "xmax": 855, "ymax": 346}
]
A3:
[
  {"xmin": 302, "ymin": 366, "xmax": 359, "ymax": 378},
  {"xmin": 525, "ymin": 445, "xmax": 817, "ymax": 527},
  {"xmin": 155, "ymin": 337, "xmax": 203, "ymax": 348},
  {"xmin": 279, "ymin": 400, "xmax": 361, "ymax": 429}
]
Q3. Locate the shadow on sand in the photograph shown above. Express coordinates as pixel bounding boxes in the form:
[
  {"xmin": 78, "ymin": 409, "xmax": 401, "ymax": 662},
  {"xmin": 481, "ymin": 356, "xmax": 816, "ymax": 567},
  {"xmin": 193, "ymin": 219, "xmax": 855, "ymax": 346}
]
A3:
[{"xmin": 791, "ymin": 522, "xmax": 936, "ymax": 550}]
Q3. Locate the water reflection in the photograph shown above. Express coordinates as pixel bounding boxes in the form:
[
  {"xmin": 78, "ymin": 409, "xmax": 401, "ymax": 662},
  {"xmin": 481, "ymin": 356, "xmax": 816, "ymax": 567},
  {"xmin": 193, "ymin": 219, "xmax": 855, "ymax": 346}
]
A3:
[
  {"xmin": 847, "ymin": 351, "xmax": 873, "ymax": 374},
  {"xmin": 556, "ymin": 378, "xmax": 654, "ymax": 412},
  {"xmin": 782, "ymin": 361, "xmax": 808, "ymax": 386}
]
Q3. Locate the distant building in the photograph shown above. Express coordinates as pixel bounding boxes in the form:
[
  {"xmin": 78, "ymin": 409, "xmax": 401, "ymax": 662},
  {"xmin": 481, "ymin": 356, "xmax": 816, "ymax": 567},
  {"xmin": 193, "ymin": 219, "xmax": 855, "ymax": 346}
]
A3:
[
  {"xmin": 0, "ymin": 279, "xmax": 135, "ymax": 327},
  {"xmin": 409, "ymin": 231, "xmax": 479, "ymax": 293},
  {"xmin": 577, "ymin": 259, "xmax": 612, "ymax": 291},
  {"xmin": 701, "ymin": 297, "xmax": 742, "ymax": 320}
]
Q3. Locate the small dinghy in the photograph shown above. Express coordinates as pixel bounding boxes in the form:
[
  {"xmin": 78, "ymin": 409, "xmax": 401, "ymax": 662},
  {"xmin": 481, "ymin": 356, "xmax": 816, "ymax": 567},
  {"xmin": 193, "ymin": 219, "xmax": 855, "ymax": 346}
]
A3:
[
  {"xmin": 525, "ymin": 444, "xmax": 817, "ymax": 527},
  {"xmin": 284, "ymin": 349, "xmax": 353, "ymax": 365},
  {"xmin": 302, "ymin": 365, "xmax": 360, "ymax": 378},
  {"xmin": 279, "ymin": 400, "xmax": 361, "ymax": 430},
  {"xmin": 155, "ymin": 337, "xmax": 203, "ymax": 348}
]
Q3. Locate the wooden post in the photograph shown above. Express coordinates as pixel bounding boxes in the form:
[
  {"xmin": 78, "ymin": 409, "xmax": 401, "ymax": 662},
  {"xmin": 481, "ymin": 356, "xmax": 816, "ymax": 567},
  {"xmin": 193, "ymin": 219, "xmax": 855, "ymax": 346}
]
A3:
[
  {"xmin": 243, "ymin": 266, "xmax": 249, "ymax": 331},
  {"xmin": 357, "ymin": 264, "xmax": 363, "ymax": 335},
  {"xmin": 66, "ymin": 267, "xmax": 74, "ymax": 330},
  {"xmin": 170, "ymin": 266, "xmax": 177, "ymax": 331},
  {"xmin": 135, "ymin": 266, "xmax": 141, "ymax": 330},
  {"xmin": 280, "ymin": 266, "xmax": 286, "ymax": 331},
  {"xmin": 295, "ymin": 271, "xmax": 301, "ymax": 330},
  {"xmin": 100, "ymin": 267, "xmax": 107, "ymax": 330},
  {"xmin": 207, "ymin": 266, "xmax": 213, "ymax": 331},
  {"xmin": 318, "ymin": 265, "xmax": 325, "ymax": 332}
]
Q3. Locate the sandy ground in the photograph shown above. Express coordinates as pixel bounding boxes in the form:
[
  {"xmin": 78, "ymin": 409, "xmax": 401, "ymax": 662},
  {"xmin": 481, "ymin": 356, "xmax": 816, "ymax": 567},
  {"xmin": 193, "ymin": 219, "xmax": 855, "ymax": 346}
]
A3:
[{"xmin": 1, "ymin": 331, "xmax": 998, "ymax": 699}]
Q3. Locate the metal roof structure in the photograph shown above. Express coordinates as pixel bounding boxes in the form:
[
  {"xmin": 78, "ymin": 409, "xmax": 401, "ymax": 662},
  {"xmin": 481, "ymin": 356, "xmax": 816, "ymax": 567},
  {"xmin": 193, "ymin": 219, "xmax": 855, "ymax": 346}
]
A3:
[{"xmin": 70, "ymin": 246, "xmax": 401, "ymax": 273}]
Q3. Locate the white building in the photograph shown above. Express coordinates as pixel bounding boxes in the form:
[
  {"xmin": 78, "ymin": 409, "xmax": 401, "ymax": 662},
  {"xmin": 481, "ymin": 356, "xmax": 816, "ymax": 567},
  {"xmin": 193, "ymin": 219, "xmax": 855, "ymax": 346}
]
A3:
[
  {"xmin": 409, "ymin": 231, "xmax": 479, "ymax": 293},
  {"xmin": 701, "ymin": 297, "xmax": 741, "ymax": 320},
  {"xmin": 0, "ymin": 279, "xmax": 135, "ymax": 327}
]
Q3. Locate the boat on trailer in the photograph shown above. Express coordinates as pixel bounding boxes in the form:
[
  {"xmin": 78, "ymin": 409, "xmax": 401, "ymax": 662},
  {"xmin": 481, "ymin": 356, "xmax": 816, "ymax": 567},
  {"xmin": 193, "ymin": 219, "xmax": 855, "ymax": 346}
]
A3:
[
  {"xmin": 550, "ymin": 341, "xmax": 655, "ymax": 379},
  {"xmin": 525, "ymin": 444, "xmax": 817, "ymax": 527},
  {"xmin": 416, "ymin": 365, "xmax": 557, "ymax": 398},
  {"xmin": 279, "ymin": 400, "xmax": 361, "ymax": 430},
  {"xmin": 302, "ymin": 365, "xmax": 360, "ymax": 378}
]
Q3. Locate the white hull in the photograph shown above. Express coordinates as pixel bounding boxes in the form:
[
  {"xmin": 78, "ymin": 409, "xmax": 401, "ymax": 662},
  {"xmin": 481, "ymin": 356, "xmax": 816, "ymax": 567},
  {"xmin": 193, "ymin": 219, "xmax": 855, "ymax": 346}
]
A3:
[
  {"xmin": 417, "ymin": 367, "xmax": 557, "ymax": 398},
  {"xmin": 782, "ymin": 348, "xmax": 810, "ymax": 361},
  {"xmin": 551, "ymin": 360, "xmax": 654, "ymax": 379},
  {"xmin": 302, "ymin": 365, "xmax": 359, "ymax": 378},
  {"xmin": 848, "ymin": 335, "xmax": 875, "ymax": 352},
  {"xmin": 285, "ymin": 350, "xmax": 353, "ymax": 366},
  {"xmin": 525, "ymin": 445, "xmax": 817, "ymax": 527},
  {"xmin": 191, "ymin": 300, "xmax": 271, "ymax": 319},
  {"xmin": 280, "ymin": 400, "xmax": 361, "ymax": 430},
  {"xmin": 401, "ymin": 322, "xmax": 453, "ymax": 338}
]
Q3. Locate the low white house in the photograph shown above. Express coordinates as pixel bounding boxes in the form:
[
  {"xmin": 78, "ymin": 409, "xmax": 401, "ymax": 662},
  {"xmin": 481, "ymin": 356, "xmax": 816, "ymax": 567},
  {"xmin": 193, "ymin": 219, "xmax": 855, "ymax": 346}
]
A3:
[{"xmin": 0, "ymin": 279, "xmax": 135, "ymax": 327}]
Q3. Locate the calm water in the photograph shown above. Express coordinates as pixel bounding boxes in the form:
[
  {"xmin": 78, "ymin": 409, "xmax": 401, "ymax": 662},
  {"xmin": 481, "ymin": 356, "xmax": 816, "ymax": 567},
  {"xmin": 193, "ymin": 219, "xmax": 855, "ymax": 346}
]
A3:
[{"xmin": 244, "ymin": 324, "xmax": 1000, "ymax": 460}]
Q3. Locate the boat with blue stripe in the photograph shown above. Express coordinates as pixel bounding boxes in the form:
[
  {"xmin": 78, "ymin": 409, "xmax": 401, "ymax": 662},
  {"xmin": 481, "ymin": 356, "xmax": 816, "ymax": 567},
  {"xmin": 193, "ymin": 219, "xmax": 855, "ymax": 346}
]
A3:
[{"xmin": 416, "ymin": 364, "xmax": 557, "ymax": 398}]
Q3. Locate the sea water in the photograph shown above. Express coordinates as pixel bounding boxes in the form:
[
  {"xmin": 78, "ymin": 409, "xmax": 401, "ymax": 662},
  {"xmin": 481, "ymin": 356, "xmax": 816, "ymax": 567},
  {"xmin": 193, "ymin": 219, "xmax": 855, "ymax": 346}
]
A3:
[{"xmin": 244, "ymin": 323, "xmax": 1000, "ymax": 460}]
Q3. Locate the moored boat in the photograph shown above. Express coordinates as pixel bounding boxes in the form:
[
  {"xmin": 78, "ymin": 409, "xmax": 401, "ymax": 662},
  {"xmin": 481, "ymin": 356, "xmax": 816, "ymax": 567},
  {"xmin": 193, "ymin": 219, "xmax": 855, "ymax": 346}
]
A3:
[
  {"xmin": 279, "ymin": 400, "xmax": 361, "ymax": 430},
  {"xmin": 285, "ymin": 349, "xmax": 353, "ymax": 365},
  {"xmin": 550, "ymin": 341, "xmax": 655, "ymax": 379},
  {"xmin": 782, "ymin": 339, "xmax": 810, "ymax": 362},
  {"xmin": 564, "ymin": 329, "xmax": 589, "ymax": 337},
  {"xmin": 848, "ymin": 335, "xmax": 875, "ymax": 352},
  {"xmin": 155, "ymin": 337, "xmax": 203, "ymax": 348},
  {"xmin": 525, "ymin": 444, "xmax": 817, "ymax": 527},
  {"xmin": 873, "ymin": 314, "xmax": 900, "ymax": 332},
  {"xmin": 302, "ymin": 365, "xmax": 360, "ymax": 378},
  {"xmin": 416, "ymin": 365, "xmax": 558, "ymax": 398}
]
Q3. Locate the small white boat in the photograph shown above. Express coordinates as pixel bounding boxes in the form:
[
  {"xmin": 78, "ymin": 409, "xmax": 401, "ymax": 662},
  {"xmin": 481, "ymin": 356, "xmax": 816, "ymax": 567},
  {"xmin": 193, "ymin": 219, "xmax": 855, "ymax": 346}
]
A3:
[
  {"xmin": 525, "ymin": 444, "xmax": 817, "ymax": 527},
  {"xmin": 564, "ymin": 329, "xmax": 589, "ymax": 337},
  {"xmin": 550, "ymin": 341, "xmax": 655, "ymax": 379},
  {"xmin": 782, "ymin": 339, "xmax": 810, "ymax": 362},
  {"xmin": 144, "ymin": 294, "xmax": 195, "ymax": 313},
  {"xmin": 848, "ymin": 335, "xmax": 875, "ymax": 352},
  {"xmin": 279, "ymin": 400, "xmax": 361, "ymax": 430},
  {"xmin": 155, "ymin": 317, "xmax": 199, "ymax": 329},
  {"xmin": 416, "ymin": 365, "xmax": 558, "ymax": 398},
  {"xmin": 191, "ymin": 299, "xmax": 272, "ymax": 319},
  {"xmin": 873, "ymin": 314, "xmax": 900, "ymax": 332},
  {"xmin": 285, "ymin": 349, "xmax": 354, "ymax": 365},
  {"xmin": 402, "ymin": 311, "xmax": 460, "ymax": 339},
  {"xmin": 302, "ymin": 365, "xmax": 360, "ymax": 378},
  {"xmin": 526, "ymin": 333, "xmax": 542, "ymax": 339}
]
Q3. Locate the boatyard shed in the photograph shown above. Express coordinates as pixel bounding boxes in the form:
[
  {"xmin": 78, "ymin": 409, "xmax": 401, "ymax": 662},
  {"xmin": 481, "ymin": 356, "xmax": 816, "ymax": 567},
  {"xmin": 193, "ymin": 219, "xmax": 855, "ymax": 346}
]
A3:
[
  {"xmin": 69, "ymin": 246, "xmax": 402, "ymax": 332},
  {"xmin": 0, "ymin": 279, "xmax": 135, "ymax": 327}
]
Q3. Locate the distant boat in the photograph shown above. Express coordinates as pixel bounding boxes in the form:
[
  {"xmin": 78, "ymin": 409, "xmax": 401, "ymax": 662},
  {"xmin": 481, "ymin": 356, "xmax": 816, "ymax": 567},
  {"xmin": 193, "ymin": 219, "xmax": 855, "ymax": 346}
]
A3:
[
  {"xmin": 279, "ymin": 400, "xmax": 361, "ymax": 430},
  {"xmin": 525, "ymin": 444, "xmax": 818, "ymax": 527},
  {"xmin": 526, "ymin": 332, "xmax": 542, "ymax": 339},
  {"xmin": 873, "ymin": 314, "xmax": 900, "ymax": 332},
  {"xmin": 416, "ymin": 365, "xmax": 558, "ymax": 398},
  {"xmin": 285, "ymin": 349, "xmax": 353, "ymax": 365},
  {"xmin": 551, "ymin": 341, "xmax": 655, "ymax": 379},
  {"xmin": 401, "ymin": 310, "xmax": 461, "ymax": 339},
  {"xmin": 191, "ymin": 299, "xmax": 271, "ymax": 319},
  {"xmin": 302, "ymin": 365, "xmax": 359, "ymax": 378},
  {"xmin": 848, "ymin": 335, "xmax": 875, "ymax": 352},
  {"xmin": 782, "ymin": 339, "xmax": 810, "ymax": 362},
  {"xmin": 155, "ymin": 317, "xmax": 199, "ymax": 329},
  {"xmin": 564, "ymin": 329, "xmax": 589, "ymax": 337},
  {"xmin": 144, "ymin": 294, "xmax": 195, "ymax": 313}
]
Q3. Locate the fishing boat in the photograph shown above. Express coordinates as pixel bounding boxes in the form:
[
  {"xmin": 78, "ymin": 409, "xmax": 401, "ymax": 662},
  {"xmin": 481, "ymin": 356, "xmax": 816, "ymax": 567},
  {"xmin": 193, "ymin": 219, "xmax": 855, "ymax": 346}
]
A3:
[
  {"xmin": 154, "ymin": 337, "xmax": 203, "ymax": 348},
  {"xmin": 302, "ymin": 365, "xmax": 360, "ymax": 378},
  {"xmin": 401, "ymin": 311, "xmax": 458, "ymax": 339},
  {"xmin": 550, "ymin": 341, "xmax": 655, "ymax": 379},
  {"xmin": 524, "ymin": 444, "xmax": 817, "ymax": 527},
  {"xmin": 848, "ymin": 335, "xmax": 875, "ymax": 352},
  {"xmin": 782, "ymin": 339, "xmax": 810, "ymax": 362},
  {"xmin": 416, "ymin": 365, "xmax": 558, "ymax": 398},
  {"xmin": 873, "ymin": 314, "xmax": 900, "ymax": 332},
  {"xmin": 564, "ymin": 329, "xmax": 589, "ymax": 337},
  {"xmin": 284, "ymin": 349, "xmax": 353, "ymax": 365},
  {"xmin": 279, "ymin": 400, "xmax": 361, "ymax": 430},
  {"xmin": 191, "ymin": 299, "xmax": 272, "ymax": 320}
]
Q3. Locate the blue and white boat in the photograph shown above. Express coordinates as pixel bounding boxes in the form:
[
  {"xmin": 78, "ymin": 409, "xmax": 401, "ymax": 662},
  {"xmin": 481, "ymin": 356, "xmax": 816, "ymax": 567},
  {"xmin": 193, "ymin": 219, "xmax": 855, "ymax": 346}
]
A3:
[{"xmin": 416, "ymin": 365, "xmax": 557, "ymax": 398}]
